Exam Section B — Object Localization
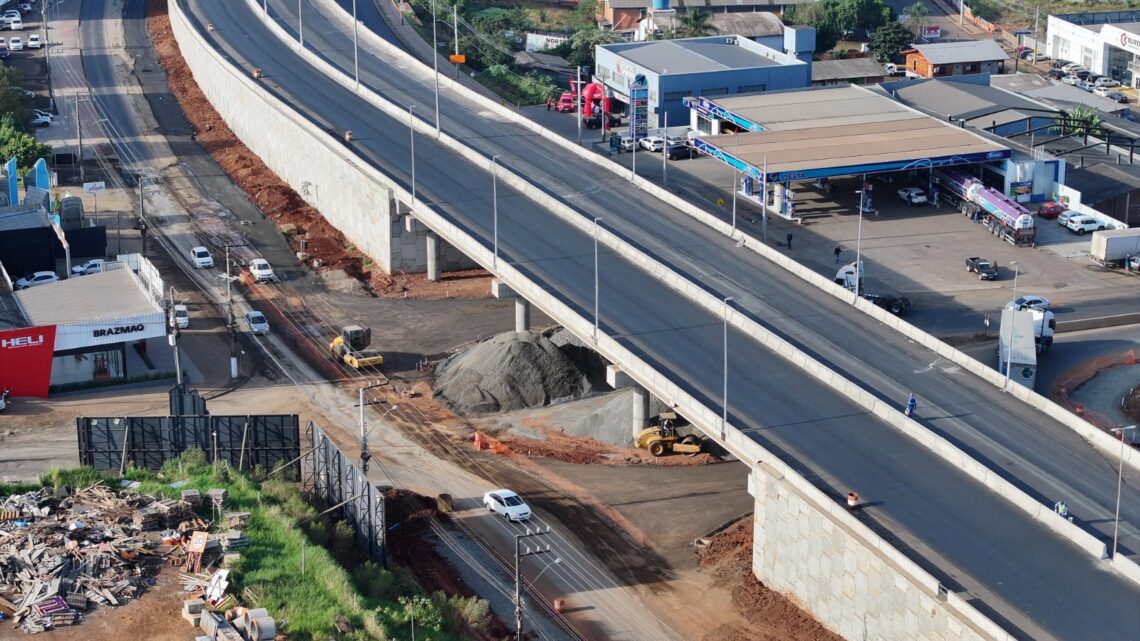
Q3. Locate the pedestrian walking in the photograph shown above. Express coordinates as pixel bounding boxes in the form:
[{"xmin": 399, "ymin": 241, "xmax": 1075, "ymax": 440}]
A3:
[
  {"xmin": 546, "ymin": 98, "xmax": 552, "ymax": 111},
  {"xmin": 786, "ymin": 232, "xmax": 793, "ymax": 249},
  {"xmin": 834, "ymin": 245, "xmax": 842, "ymax": 264}
]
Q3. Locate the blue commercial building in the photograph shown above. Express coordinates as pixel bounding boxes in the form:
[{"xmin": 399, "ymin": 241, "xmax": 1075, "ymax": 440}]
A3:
[{"xmin": 594, "ymin": 29, "xmax": 815, "ymax": 129}]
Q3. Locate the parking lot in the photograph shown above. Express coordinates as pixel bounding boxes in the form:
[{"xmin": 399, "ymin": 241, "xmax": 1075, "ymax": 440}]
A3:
[{"xmin": 523, "ymin": 103, "xmax": 1140, "ymax": 336}]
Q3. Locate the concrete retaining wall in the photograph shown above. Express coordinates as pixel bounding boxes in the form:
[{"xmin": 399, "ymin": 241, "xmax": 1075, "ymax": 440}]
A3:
[{"xmin": 311, "ymin": 0, "xmax": 1138, "ymax": 477}]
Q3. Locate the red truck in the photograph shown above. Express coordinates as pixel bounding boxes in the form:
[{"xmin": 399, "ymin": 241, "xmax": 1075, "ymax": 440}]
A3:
[{"xmin": 555, "ymin": 92, "xmax": 577, "ymax": 112}]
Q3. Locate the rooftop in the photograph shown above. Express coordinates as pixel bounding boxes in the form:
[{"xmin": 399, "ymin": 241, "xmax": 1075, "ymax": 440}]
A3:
[
  {"xmin": 15, "ymin": 267, "xmax": 162, "ymax": 326},
  {"xmin": 911, "ymin": 40, "xmax": 1008, "ymax": 65},
  {"xmin": 990, "ymin": 73, "xmax": 1128, "ymax": 114},
  {"xmin": 692, "ymin": 85, "xmax": 1009, "ymax": 180},
  {"xmin": 604, "ymin": 38, "xmax": 780, "ymax": 75},
  {"xmin": 605, "ymin": 0, "xmax": 810, "ymax": 8},
  {"xmin": 706, "ymin": 12, "xmax": 784, "ymax": 37},
  {"xmin": 886, "ymin": 78, "xmax": 1054, "ymax": 122},
  {"xmin": 811, "ymin": 58, "xmax": 888, "ymax": 82},
  {"xmin": 0, "ymin": 208, "xmax": 50, "ymax": 232}
]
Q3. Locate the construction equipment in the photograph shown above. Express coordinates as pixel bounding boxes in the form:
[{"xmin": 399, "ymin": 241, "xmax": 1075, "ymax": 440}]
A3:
[
  {"xmin": 329, "ymin": 326, "xmax": 384, "ymax": 369},
  {"xmin": 634, "ymin": 411, "xmax": 702, "ymax": 456}
]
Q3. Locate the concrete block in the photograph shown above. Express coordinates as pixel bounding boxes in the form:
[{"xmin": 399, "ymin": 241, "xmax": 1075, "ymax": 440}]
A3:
[
  {"xmin": 183, "ymin": 598, "xmax": 205, "ymax": 615},
  {"xmin": 182, "ymin": 610, "xmax": 202, "ymax": 627}
]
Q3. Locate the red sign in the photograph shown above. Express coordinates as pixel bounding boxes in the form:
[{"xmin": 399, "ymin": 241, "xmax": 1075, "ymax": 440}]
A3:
[
  {"xmin": 922, "ymin": 25, "xmax": 942, "ymax": 39},
  {"xmin": 0, "ymin": 326, "xmax": 56, "ymax": 397}
]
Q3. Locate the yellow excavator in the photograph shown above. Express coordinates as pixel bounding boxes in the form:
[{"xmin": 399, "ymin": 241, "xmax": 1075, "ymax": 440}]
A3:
[
  {"xmin": 634, "ymin": 411, "xmax": 702, "ymax": 456},
  {"xmin": 329, "ymin": 326, "xmax": 385, "ymax": 369}
]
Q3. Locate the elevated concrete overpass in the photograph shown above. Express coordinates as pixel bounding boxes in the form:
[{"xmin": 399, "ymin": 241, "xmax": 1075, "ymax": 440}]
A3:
[{"xmin": 172, "ymin": 1, "xmax": 1140, "ymax": 638}]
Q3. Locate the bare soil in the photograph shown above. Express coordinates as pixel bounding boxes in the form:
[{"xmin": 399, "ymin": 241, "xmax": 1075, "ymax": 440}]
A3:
[
  {"xmin": 696, "ymin": 520, "xmax": 844, "ymax": 641},
  {"xmin": 492, "ymin": 426, "xmax": 717, "ymax": 466}
]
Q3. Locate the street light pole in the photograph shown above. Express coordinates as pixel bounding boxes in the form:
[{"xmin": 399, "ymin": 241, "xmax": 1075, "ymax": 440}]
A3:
[
  {"xmin": 722, "ymin": 296, "xmax": 734, "ymax": 440},
  {"xmin": 432, "ymin": 0, "xmax": 440, "ymax": 136},
  {"xmin": 761, "ymin": 157, "xmax": 768, "ymax": 243},
  {"xmin": 222, "ymin": 243, "xmax": 250, "ymax": 380},
  {"xmin": 298, "ymin": 0, "xmax": 304, "ymax": 50},
  {"xmin": 856, "ymin": 173, "xmax": 866, "ymax": 299},
  {"xmin": 1111, "ymin": 425, "xmax": 1137, "ymax": 559},
  {"xmin": 75, "ymin": 93, "xmax": 84, "ymax": 183},
  {"xmin": 593, "ymin": 217, "xmax": 603, "ymax": 341},
  {"xmin": 169, "ymin": 287, "xmax": 183, "ymax": 386},
  {"xmin": 662, "ymin": 111, "xmax": 668, "ymax": 185},
  {"xmin": 576, "ymin": 66, "xmax": 582, "ymax": 146},
  {"xmin": 1006, "ymin": 260, "xmax": 1020, "ymax": 389},
  {"xmin": 352, "ymin": 0, "xmax": 360, "ymax": 90},
  {"xmin": 492, "ymin": 155, "xmax": 499, "ymax": 271},
  {"xmin": 408, "ymin": 105, "xmax": 416, "ymax": 204},
  {"xmin": 731, "ymin": 172, "xmax": 737, "ymax": 234}
]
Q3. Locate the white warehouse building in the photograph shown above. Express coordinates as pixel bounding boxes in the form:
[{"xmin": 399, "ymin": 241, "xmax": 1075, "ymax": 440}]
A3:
[{"xmin": 1047, "ymin": 10, "xmax": 1140, "ymax": 87}]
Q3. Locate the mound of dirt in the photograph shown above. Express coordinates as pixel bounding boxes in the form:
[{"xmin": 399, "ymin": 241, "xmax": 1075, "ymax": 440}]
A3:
[{"xmin": 433, "ymin": 331, "xmax": 593, "ymax": 415}]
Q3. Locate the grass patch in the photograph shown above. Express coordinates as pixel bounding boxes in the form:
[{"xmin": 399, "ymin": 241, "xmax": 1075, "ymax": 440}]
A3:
[{"xmin": 12, "ymin": 454, "xmax": 491, "ymax": 641}]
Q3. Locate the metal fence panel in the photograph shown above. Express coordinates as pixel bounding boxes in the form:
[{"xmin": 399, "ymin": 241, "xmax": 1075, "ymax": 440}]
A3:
[{"xmin": 307, "ymin": 421, "xmax": 385, "ymax": 565}]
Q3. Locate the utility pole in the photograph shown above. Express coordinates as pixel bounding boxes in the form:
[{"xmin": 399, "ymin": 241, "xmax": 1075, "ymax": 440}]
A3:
[
  {"xmin": 352, "ymin": 0, "xmax": 360, "ymax": 89},
  {"xmin": 168, "ymin": 287, "xmax": 183, "ymax": 386},
  {"xmin": 662, "ymin": 111, "xmax": 668, "ymax": 184},
  {"xmin": 453, "ymin": 5, "xmax": 459, "ymax": 80},
  {"xmin": 75, "ymin": 93, "xmax": 84, "ymax": 183},
  {"xmin": 514, "ymin": 528, "xmax": 552, "ymax": 641},
  {"xmin": 576, "ymin": 66, "xmax": 582, "ymax": 146},
  {"xmin": 432, "ymin": 0, "xmax": 440, "ymax": 136},
  {"xmin": 138, "ymin": 174, "xmax": 147, "ymax": 256},
  {"xmin": 1032, "ymin": 8, "xmax": 1040, "ymax": 64},
  {"xmin": 222, "ymin": 243, "xmax": 250, "ymax": 380}
]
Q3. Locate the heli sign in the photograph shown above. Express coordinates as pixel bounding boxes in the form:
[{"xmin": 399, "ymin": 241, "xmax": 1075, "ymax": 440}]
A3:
[{"xmin": 0, "ymin": 326, "xmax": 57, "ymax": 397}]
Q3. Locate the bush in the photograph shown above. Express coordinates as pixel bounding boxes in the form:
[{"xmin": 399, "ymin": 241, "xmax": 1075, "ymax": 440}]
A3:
[
  {"xmin": 434, "ymin": 592, "xmax": 491, "ymax": 635},
  {"xmin": 40, "ymin": 467, "xmax": 106, "ymax": 490}
]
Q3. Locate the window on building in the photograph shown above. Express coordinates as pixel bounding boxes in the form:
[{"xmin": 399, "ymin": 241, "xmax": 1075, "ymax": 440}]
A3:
[
  {"xmin": 738, "ymin": 84, "xmax": 767, "ymax": 94},
  {"xmin": 663, "ymin": 91, "xmax": 687, "ymax": 104},
  {"xmin": 697, "ymin": 115, "xmax": 712, "ymax": 134},
  {"xmin": 702, "ymin": 87, "xmax": 729, "ymax": 96},
  {"xmin": 965, "ymin": 63, "xmax": 976, "ymax": 73}
]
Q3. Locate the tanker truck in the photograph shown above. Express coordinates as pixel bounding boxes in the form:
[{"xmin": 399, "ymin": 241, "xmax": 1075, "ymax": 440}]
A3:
[{"xmin": 933, "ymin": 169, "xmax": 1036, "ymax": 247}]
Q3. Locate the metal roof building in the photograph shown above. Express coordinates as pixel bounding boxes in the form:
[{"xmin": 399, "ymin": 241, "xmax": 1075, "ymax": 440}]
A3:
[{"xmin": 903, "ymin": 39, "xmax": 1009, "ymax": 78}]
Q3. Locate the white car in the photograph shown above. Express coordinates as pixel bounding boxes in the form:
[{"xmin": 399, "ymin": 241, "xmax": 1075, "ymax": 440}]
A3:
[
  {"xmin": 174, "ymin": 304, "xmax": 190, "ymax": 329},
  {"xmin": 9, "ymin": 17, "xmax": 23, "ymax": 30},
  {"xmin": 244, "ymin": 311, "xmax": 270, "ymax": 335},
  {"xmin": 1057, "ymin": 210, "xmax": 1078, "ymax": 226},
  {"xmin": 190, "ymin": 245, "xmax": 214, "ymax": 268},
  {"xmin": 1061, "ymin": 62, "xmax": 1084, "ymax": 74},
  {"xmin": 9, "ymin": 37, "xmax": 22, "ymax": 51},
  {"xmin": 638, "ymin": 136, "xmax": 665, "ymax": 152},
  {"xmin": 30, "ymin": 113, "xmax": 50, "ymax": 127},
  {"xmin": 32, "ymin": 108, "xmax": 52, "ymax": 121},
  {"xmin": 482, "ymin": 489, "xmax": 532, "ymax": 521},
  {"xmin": 14, "ymin": 271, "xmax": 58, "ymax": 289},
  {"xmin": 1093, "ymin": 85, "xmax": 1113, "ymax": 98},
  {"xmin": 897, "ymin": 187, "xmax": 928, "ymax": 205},
  {"xmin": 71, "ymin": 258, "xmax": 105, "ymax": 275},
  {"xmin": 1065, "ymin": 215, "xmax": 1106, "ymax": 235},
  {"xmin": 1061, "ymin": 75, "xmax": 1082, "ymax": 86},
  {"xmin": 1005, "ymin": 295, "xmax": 1051, "ymax": 311},
  {"xmin": 26, "ymin": 35, "xmax": 39, "ymax": 49},
  {"xmin": 248, "ymin": 258, "xmax": 274, "ymax": 283}
]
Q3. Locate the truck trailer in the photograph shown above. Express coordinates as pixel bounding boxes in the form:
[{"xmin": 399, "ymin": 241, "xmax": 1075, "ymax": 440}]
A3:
[
  {"xmin": 934, "ymin": 169, "xmax": 1036, "ymax": 246},
  {"xmin": 1090, "ymin": 228, "xmax": 1140, "ymax": 267}
]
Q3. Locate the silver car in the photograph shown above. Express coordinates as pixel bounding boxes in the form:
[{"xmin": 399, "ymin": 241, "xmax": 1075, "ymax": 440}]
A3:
[{"xmin": 244, "ymin": 311, "xmax": 270, "ymax": 335}]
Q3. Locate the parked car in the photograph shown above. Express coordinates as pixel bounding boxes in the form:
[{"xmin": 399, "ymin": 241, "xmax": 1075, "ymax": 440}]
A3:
[
  {"xmin": 638, "ymin": 136, "xmax": 665, "ymax": 152},
  {"xmin": 666, "ymin": 142, "xmax": 699, "ymax": 160},
  {"xmin": 1076, "ymin": 80, "xmax": 1094, "ymax": 92},
  {"xmin": 32, "ymin": 108, "xmax": 51, "ymax": 121},
  {"xmin": 7, "ymin": 37, "xmax": 21, "ymax": 51},
  {"xmin": 965, "ymin": 257, "xmax": 998, "ymax": 280},
  {"xmin": 26, "ymin": 34, "xmax": 39, "ymax": 49},
  {"xmin": 1036, "ymin": 201, "xmax": 1066, "ymax": 219},
  {"xmin": 14, "ymin": 271, "xmax": 58, "ymax": 289},
  {"xmin": 862, "ymin": 293, "xmax": 911, "ymax": 315},
  {"xmin": 244, "ymin": 310, "xmax": 270, "ymax": 335},
  {"xmin": 1107, "ymin": 92, "xmax": 1130, "ymax": 104},
  {"xmin": 70, "ymin": 258, "xmax": 105, "ymax": 275},
  {"xmin": 1061, "ymin": 62, "xmax": 1084, "ymax": 73},
  {"xmin": 482, "ymin": 489, "xmax": 532, "ymax": 521},
  {"xmin": 1093, "ymin": 85, "xmax": 1113, "ymax": 98},
  {"xmin": 190, "ymin": 245, "xmax": 214, "ymax": 268},
  {"xmin": 9, "ymin": 17, "xmax": 24, "ymax": 30},
  {"xmin": 174, "ymin": 304, "xmax": 190, "ymax": 329},
  {"xmin": 897, "ymin": 187, "xmax": 928, "ymax": 205},
  {"xmin": 1061, "ymin": 75, "xmax": 1082, "ymax": 86},
  {"xmin": 1006, "ymin": 295, "xmax": 1050, "ymax": 311},
  {"xmin": 0, "ymin": 45, "xmax": 9, "ymax": 60},
  {"xmin": 1057, "ymin": 210, "xmax": 1078, "ymax": 226},
  {"xmin": 1074, "ymin": 69, "xmax": 1093, "ymax": 80},
  {"xmin": 1065, "ymin": 214, "xmax": 1106, "ymax": 235},
  {"xmin": 30, "ymin": 112, "xmax": 50, "ymax": 127},
  {"xmin": 1094, "ymin": 77, "xmax": 1120, "ymax": 88},
  {"xmin": 1047, "ymin": 68, "xmax": 1066, "ymax": 80},
  {"xmin": 17, "ymin": 3, "xmax": 32, "ymax": 14},
  {"xmin": 248, "ymin": 258, "xmax": 275, "ymax": 283}
]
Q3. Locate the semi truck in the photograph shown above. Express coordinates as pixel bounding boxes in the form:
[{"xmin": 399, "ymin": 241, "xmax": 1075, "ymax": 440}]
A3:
[
  {"xmin": 1090, "ymin": 228, "xmax": 1140, "ymax": 267},
  {"xmin": 934, "ymin": 169, "xmax": 1036, "ymax": 246}
]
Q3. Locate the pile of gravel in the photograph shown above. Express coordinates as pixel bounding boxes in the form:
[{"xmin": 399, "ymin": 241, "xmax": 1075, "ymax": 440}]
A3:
[{"xmin": 433, "ymin": 330, "xmax": 595, "ymax": 415}]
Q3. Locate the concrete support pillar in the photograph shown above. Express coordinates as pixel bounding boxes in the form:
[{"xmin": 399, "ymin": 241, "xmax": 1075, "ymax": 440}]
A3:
[
  {"xmin": 426, "ymin": 231, "xmax": 440, "ymax": 281},
  {"xmin": 514, "ymin": 298, "xmax": 530, "ymax": 333},
  {"xmin": 631, "ymin": 385, "xmax": 649, "ymax": 437}
]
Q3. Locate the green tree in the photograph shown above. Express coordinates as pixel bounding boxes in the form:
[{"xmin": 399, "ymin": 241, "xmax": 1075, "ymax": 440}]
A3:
[
  {"xmin": 676, "ymin": 8, "xmax": 714, "ymax": 38},
  {"xmin": 0, "ymin": 67, "xmax": 33, "ymax": 130},
  {"xmin": 571, "ymin": 0, "xmax": 597, "ymax": 29},
  {"xmin": 566, "ymin": 27, "xmax": 622, "ymax": 69},
  {"xmin": 783, "ymin": 0, "xmax": 841, "ymax": 52},
  {"xmin": 835, "ymin": 0, "xmax": 889, "ymax": 33},
  {"xmin": 869, "ymin": 20, "xmax": 914, "ymax": 61},
  {"xmin": 0, "ymin": 115, "xmax": 52, "ymax": 175},
  {"xmin": 1061, "ymin": 105, "xmax": 1103, "ymax": 137},
  {"xmin": 902, "ymin": 1, "xmax": 929, "ymax": 36}
]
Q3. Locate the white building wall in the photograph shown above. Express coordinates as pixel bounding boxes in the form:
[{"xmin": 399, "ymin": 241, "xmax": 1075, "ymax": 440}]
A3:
[{"xmin": 1047, "ymin": 16, "xmax": 1108, "ymax": 73}]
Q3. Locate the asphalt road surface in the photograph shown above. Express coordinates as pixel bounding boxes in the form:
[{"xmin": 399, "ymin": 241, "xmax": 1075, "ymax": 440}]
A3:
[{"xmin": 182, "ymin": 1, "xmax": 1140, "ymax": 638}]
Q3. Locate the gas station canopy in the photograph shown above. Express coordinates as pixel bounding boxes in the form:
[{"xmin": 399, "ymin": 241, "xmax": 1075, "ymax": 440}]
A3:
[{"xmin": 687, "ymin": 85, "xmax": 1011, "ymax": 183}]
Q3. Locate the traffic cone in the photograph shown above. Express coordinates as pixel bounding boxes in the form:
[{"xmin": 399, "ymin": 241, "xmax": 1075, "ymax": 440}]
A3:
[{"xmin": 847, "ymin": 492, "xmax": 859, "ymax": 510}]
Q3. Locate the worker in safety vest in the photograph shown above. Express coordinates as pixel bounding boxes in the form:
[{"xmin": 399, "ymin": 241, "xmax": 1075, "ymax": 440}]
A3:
[{"xmin": 1054, "ymin": 500, "xmax": 1069, "ymax": 519}]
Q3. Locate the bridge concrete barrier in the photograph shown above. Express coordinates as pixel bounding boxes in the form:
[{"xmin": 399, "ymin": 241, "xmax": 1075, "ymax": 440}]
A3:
[
  {"xmin": 174, "ymin": 2, "xmax": 1126, "ymax": 636},
  {"xmin": 311, "ymin": 0, "xmax": 1139, "ymax": 478}
]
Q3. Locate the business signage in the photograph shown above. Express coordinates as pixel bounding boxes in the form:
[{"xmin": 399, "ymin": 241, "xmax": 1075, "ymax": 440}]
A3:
[
  {"xmin": 53, "ymin": 312, "xmax": 168, "ymax": 352},
  {"xmin": 922, "ymin": 25, "xmax": 942, "ymax": 40},
  {"xmin": 83, "ymin": 181, "xmax": 106, "ymax": 195},
  {"xmin": 1103, "ymin": 24, "xmax": 1140, "ymax": 56},
  {"xmin": 0, "ymin": 325, "xmax": 57, "ymax": 397}
]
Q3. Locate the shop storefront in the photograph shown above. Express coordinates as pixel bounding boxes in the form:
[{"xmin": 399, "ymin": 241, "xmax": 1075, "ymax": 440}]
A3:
[{"xmin": 1048, "ymin": 11, "xmax": 1140, "ymax": 87}]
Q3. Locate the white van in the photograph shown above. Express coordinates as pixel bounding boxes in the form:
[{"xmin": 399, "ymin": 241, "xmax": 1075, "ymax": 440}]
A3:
[{"xmin": 9, "ymin": 17, "xmax": 24, "ymax": 30}]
